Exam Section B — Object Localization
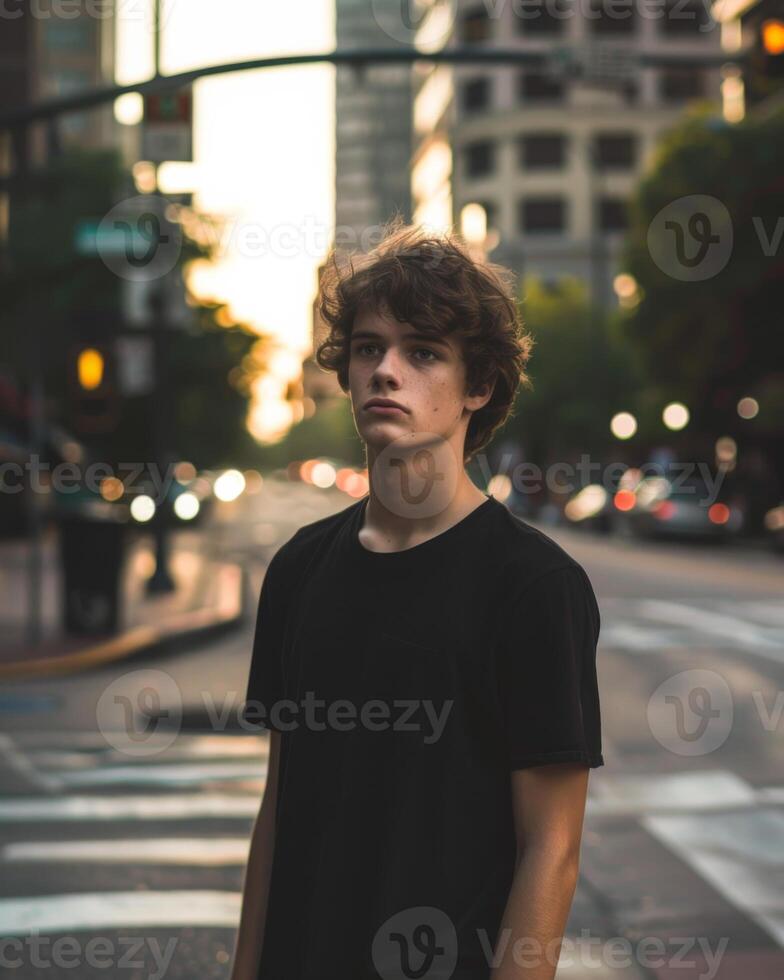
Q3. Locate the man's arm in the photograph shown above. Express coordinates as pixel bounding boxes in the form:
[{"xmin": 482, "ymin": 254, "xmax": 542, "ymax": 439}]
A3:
[
  {"xmin": 490, "ymin": 762, "xmax": 590, "ymax": 979},
  {"xmin": 229, "ymin": 730, "xmax": 282, "ymax": 980}
]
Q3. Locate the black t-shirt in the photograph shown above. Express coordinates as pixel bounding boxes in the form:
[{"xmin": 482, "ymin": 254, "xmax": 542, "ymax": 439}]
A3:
[{"xmin": 242, "ymin": 492, "xmax": 604, "ymax": 979}]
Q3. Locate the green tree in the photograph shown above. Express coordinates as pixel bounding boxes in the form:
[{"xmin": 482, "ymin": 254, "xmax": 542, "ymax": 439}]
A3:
[
  {"xmin": 620, "ymin": 104, "xmax": 784, "ymax": 469},
  {"xmin": 495, "ymin": 276, "xmax": 640, "ymax": 467}
]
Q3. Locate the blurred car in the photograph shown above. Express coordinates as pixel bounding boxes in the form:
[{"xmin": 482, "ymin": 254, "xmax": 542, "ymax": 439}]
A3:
[
  {"xmin": 610, "ymin": 471, "xmax": 744, "ymax": 542},
  {"xmin": 125, "ymin": 473, "xmax": 215, "ymax": 529},
  {"xmin": 764, "ymin": 503, "xmax": 784, "ymax": 553},
  {"xmin": 564, "ymin": 483, "xmax": 616, "ymax": 534}
]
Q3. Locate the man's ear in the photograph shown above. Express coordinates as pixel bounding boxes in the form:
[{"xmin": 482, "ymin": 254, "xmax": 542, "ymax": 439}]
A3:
[{"xmin": 465, "ymin": 378, "xmax": 495, "ymax": 413}]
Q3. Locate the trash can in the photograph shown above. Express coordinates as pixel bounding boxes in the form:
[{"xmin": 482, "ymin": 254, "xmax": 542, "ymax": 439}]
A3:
[{"xmin": 55, "ymin": 493, "xmax": 130, "ymax": 636}]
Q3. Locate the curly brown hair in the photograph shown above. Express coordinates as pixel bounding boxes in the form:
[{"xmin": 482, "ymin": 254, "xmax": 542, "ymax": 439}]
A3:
[{"xmin": 315, "ymin": 215, "xmax": 533, "ymax": 464}]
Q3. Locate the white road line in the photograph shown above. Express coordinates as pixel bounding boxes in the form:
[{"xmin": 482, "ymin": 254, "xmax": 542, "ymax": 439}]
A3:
[
  {"xmin": 9, "ymin": 731, "xmax": 269, "ymax": 751},
  {"xmin": 55, "ymin": 762, "xmax": 266, "ymax": 788},
  {"xmin": 642, "ymin": 809, "xmax": 784, "ymax": 948},
  {"xmin": 727, "ymin": 601, "xmax": 784, "ymax": 627},
  {"xmin": 635, "ymin": 600, "xmax": 784, "ymax": 660},
  {"xmin": 0, "ymin": 794, "xmax": 260, "ymax": 822},
  {"xmin": 2, "ymin": 838, "xmax": 250, "ymax": 865},
  {"xmin": 0, "ymin": 890, "xmax": 241, "ymax": 935},
  {"xmin": 27, "ymin": 735, "xmax": 269, "ymax": 770},
  {"xmin": 598, "ymin": 624, "xmax": 683, "ymax": 652},
  {"xmin": 586, "ymin": 769, "xmax": 757, "ymax": 817}
]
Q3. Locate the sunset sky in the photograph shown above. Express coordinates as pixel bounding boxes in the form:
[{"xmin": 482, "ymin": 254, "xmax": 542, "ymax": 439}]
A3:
[{"xmin": 115, "ymin": 0, "xmax": 336, "ymax": 441}]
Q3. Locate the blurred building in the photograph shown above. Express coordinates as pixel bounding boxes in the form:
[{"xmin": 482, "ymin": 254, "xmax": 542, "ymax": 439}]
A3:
[
  {"xmin": 411, "ymin": 0, "xmax": 725, "ymax": 306},
  {"xmin": 334, "ymin": 0, "xmax": 413, "ymax": 247},
  {"xmin": 0, "ymin": 1, "xmax": 117, "ymax": 244}
]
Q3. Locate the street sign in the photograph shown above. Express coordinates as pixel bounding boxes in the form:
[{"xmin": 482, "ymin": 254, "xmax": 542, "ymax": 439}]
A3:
[
  {"xmin": 75, "ymin": 220, "xmax": 150, "ymax": 256},
  {"xmin": 116, "ymin": 335, "xmax": 155, "ymax": 396},
  {"xmin": 143, "ymin": 88, "xmax": 193, "ymax": 163}
]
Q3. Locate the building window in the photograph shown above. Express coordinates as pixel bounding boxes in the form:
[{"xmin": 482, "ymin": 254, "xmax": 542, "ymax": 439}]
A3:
[
  {"xmin": 462, "ymin": 78, "xmax": 491, "ymax": 114},
  {"xmin": 460, "ymin": 6, "xmax": 492, "ymax": 43},
  {"xmin": 594, "ymin": 133, "xmax": 636, "ymax": 169},
  {"xmin": 513, "ymin": 0, "xmax": 567, "ymax": 35},
  {"xmin": 519, "ymin": 197, "xmax": 567, "ymax": 234},
  {"xmin": 518, "ymin": 71, "xmax": 565, "ymax": 102},
  {"xmin": 519, "ymin": 134, "xmax": 567, "ymax": 169},
  {"xmin": 464, "ymin": 141, "xmax": 495, "ymax": 178},
  {"xmin": 43, "ymin": 19, "xmax": 93, "ymax": 51},
  {"xmin": 598, "ymin": 197, "xmax": 629, "ymax": 232},
  {"xmin": 587, "ymin": 0, "xmax": 636, "ymax": 36},
  {"xmin": 659, "ymin": 0, "xmax": 711, "ymax": 37},
  {"xmin": 659, "ymin": 68, "xmax": 705, "ymax": 102}
]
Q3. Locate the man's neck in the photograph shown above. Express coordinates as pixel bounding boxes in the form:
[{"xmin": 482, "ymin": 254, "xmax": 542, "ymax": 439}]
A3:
[{"xmin": 359, "ymin": 475, "xmax": 488, "ymax": 554}]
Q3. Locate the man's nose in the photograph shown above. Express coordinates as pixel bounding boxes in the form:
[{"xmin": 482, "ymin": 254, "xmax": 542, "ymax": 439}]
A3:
[{"xmin": 372, "ymin": 347, "xmax": 403, "ymax": 380}]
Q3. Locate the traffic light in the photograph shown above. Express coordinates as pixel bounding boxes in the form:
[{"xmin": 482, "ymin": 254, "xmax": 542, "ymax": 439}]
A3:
[
  {"xmin": 745, "ymin": 14, "xmax": 784, "ymax": 107},
  {"xmin": 67, "ymin": 343, "xmax": 119, "ymax": 435},
  {"xmin": 761, "ymin": 19, "xmax": 784, "ymax": 75}
]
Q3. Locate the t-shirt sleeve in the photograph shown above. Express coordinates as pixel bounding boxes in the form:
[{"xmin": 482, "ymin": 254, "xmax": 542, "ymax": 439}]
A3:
[
  {"xmin": 493, "ymin": 562, "xmax": 604, "ymax": 771},
  {"xmin": 241, "ymin": 547, "xmax": 291, "ymax": 734}
]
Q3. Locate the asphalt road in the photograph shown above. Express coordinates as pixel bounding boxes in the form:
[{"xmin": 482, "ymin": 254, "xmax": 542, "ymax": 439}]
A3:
[{"xmin": 1, "ymin": 483, "xmax": 782, "ymax": 979}]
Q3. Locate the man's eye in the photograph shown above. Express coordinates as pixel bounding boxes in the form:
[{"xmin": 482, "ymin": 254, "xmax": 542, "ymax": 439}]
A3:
[
  {"xmin": 356, "ymin": 343, "xmax": 379, "ymax": 356},
  {"xmin": 414, "ymin": 348, "xmax": 437, "ymax": 361}
]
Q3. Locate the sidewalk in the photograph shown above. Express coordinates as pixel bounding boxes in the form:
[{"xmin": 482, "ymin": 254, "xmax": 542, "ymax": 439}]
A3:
[{"xmin": 0, "ymin": 525, "xmax": 248, "ymax": 681}]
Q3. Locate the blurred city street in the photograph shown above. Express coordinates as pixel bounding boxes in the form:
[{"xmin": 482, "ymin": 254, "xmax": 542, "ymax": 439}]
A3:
[
  {"xmin": 2, "ymin": 0, "xmax": 783, "ymax": 976},
  {"xmin": 1, "ymin": 481, "xmax": 783, "ymax": 978}
]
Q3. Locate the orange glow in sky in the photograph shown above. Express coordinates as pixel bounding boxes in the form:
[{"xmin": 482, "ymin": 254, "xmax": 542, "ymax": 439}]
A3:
[{"xmin": 116, "ymin": 0, "xmax": 336, "ymax": 443}]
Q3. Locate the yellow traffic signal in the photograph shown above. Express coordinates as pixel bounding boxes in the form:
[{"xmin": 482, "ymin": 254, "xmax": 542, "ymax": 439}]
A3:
[
  {"xmin": 762, "ymin": 20, "xmax": 784, "ymax": 56},
  {"xmin": 77, "ymin": 348, "xmax": 105, "ymax": 391}
]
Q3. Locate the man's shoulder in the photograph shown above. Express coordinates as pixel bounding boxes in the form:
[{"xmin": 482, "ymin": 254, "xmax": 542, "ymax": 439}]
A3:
[
  {"xmin": 268, "ymin": 496, "xmax": 362, "ymax": 575},
  {"xmin": 488, "ymin": 500, "xmax": 585, "ymax": 591}
]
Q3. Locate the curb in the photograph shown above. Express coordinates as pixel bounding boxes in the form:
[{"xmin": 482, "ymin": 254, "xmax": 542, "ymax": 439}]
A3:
[{"xmin": 0, "ymin": 563, "xmax": 252, "ymax": 683}]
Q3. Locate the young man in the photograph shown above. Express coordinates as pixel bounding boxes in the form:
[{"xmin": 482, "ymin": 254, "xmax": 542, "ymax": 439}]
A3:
[{"xmin": 231, "ymin": 220, "xmax": 604, "ymax": 980}]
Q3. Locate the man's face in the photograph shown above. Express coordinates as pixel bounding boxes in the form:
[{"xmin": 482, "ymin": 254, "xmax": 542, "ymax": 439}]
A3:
[{"xmin": 347, "ymin": 303, "xmax": 490, "ymax": 462}]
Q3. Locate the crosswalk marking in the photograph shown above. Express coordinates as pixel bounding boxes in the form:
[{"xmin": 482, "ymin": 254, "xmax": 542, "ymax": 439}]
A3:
[
  {"xmin": 642, "ymin": 809, "xmax": 784, "ymax": 948},
  {"xmin": 2, "ymin": 838, "xmax": 250, "ymax": 864},
  {"xmin": 0, "ymin": 890, "xmax": 242, "ymax": 936},
  {"xmin": 0, "ymin": 793, "xmax": 260, "ymax": 821},
  {"xmin": 586, "ymin": 769, "xmax": 757, "ymax": 817},
  {"xmin": 55, "ymin": 761, "xmax": 266, "ymax": 788},
  {"xmin": 598, "ymin": 596, "xmax": 784, "ymax": 662}
]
